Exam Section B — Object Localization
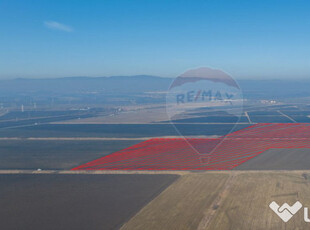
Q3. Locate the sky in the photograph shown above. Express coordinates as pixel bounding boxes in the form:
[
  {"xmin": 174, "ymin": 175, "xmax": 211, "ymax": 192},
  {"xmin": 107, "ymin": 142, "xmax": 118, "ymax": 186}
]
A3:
[{"xmin": 1, "ymin": 0, "xmax": 310, "ymax": 79}]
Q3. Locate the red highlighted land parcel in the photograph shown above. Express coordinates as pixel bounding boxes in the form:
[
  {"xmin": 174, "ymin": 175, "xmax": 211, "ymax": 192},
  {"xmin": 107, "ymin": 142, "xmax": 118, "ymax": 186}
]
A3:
[{"xmin": 73, "ymin": 123, "xmax": 310, "ymax": 170}]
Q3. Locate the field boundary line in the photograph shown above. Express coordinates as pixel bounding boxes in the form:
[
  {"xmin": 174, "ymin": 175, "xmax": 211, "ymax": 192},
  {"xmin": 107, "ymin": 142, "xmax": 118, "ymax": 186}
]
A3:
[
  {"xmin": 277, "ymin": 110, "xmax": 297, "ymax": 123},
  {"xmin": 245, "ymin": 111, "xmax": 253, "ymax": 124}
]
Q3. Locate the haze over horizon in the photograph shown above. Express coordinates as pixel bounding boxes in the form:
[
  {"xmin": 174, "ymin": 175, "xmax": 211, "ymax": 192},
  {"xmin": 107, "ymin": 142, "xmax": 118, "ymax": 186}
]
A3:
[
  {"xmin": 3, "ymin": 74, "xmax": 310, "ymax": 81},
  {"xmin": 1, "ymin": 0, "xmax": 310, "ymax": 79}
]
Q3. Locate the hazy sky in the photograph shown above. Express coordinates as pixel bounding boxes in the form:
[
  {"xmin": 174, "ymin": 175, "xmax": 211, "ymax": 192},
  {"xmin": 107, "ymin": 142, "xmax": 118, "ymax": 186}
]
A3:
[{"xmin": 1, "ymin": 0, "xmax": 310, "ymax": 79}]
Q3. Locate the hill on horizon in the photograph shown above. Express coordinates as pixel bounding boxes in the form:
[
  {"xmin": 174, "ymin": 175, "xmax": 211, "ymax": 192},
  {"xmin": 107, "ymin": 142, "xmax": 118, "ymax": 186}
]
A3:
[{"xmin": 0, "ymin": 75, "xmax": 309, "ymax": 99}]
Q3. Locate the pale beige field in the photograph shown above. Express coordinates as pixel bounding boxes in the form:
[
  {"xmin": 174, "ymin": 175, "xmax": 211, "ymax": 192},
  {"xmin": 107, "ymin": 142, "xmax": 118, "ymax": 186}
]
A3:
[
  {"xmin": 121, "ymin": 173, "xmax": 229, "ymax": 230},
  {"xmin": 54, "ymin": 104, "xmax": 170, "ymax": 124},
  {"xmin": 121, "ymin": 171, "xmax": 310, "ymax": 230}
]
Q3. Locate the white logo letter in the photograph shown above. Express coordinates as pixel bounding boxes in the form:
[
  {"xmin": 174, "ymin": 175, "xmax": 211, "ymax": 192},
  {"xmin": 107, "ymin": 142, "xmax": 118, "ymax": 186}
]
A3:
[{"xmin": 304, "ymin": 207, "xmax": 310, "ymax": 222}]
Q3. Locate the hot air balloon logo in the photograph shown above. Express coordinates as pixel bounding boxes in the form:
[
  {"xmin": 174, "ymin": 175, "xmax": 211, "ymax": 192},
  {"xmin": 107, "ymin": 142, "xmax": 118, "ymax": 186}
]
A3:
[{"xmin": 166, "ymin": 67, "xmax": 244, "ymax": 156}]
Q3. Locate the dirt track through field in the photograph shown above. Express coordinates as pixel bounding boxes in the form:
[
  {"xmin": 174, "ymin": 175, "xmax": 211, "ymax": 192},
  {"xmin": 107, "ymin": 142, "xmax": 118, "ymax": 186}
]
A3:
[{"xmin": 197, "ymin": 173, "xmax": 236, "ymax": 230}]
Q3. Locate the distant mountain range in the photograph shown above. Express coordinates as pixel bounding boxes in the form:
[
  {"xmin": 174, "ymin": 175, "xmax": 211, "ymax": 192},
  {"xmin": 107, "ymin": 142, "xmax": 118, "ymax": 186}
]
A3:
[
  {"xmin": 0, "ymin": 75, "xmax": 172, "ymax": 96},
  {"xmin": 0, "ymin": 75, "xmax": 310, "ymax": 99}
]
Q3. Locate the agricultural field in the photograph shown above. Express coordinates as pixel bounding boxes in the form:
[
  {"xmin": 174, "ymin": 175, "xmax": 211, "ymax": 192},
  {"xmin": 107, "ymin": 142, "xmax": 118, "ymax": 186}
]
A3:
[
  {"xmin": 121, "ymin": 173, "xmax": 229, "ymax": 230},
  {"xmin": 0, "ymin": 140, "xmax": 141, "ymax": 170},
  {"xmin": 122, "ymin": 171, "xmax": 310, "ymax": 230},
  {"xmin": 0, "ymin": 173, "xmax": 178, "ymax": 230},
  {"xmin": 247, "ymin": 111, "xmax": 281, "ymax": 115},
  {"xmin": 235, "ymin": 148, "xmax": 310, "ymax": 170},
  {"xmin": 169, "ymin": 116, "xmax": 249, "ymax": 123},
  {"xmin": 0, "ymin": 123, "xmax": 250, "ymax": 138},
  {"xmin": 57, "ymin": 105, "xmax": 170, "ymax": 124},
  {"xmin": 289, "ymin": 115, "xmax": 310, "ymax": 122},
  {"xmin": 205, "ymin": 172, "xmax": 310, "ymax": 230},
  {"xmin": 0, "ymin": 114, "xmax": 95, "ymax": 129},
  {"xmin": 0, "ymin": 109, "xmax": 104, "ymax": 128},
  {"xmin": 249, "ymin": 115, "xmax": 292, "ymax": 123}
]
